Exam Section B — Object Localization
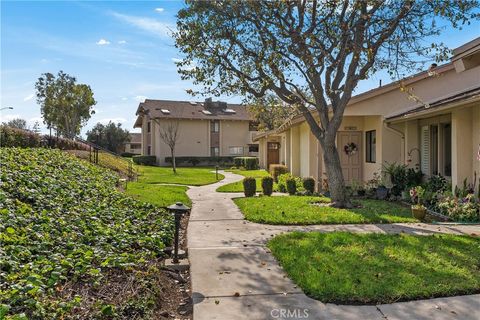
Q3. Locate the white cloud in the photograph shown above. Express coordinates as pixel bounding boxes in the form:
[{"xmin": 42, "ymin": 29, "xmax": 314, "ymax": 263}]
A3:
[
  {"xmin": 23, "ymin": 93, "xmax": 35, "ymax": 101},
  {"xmin": 0, "ymin": 114, "xmax": 21, "ymax": 123},
  {"xmin": 154, "ymin": 8, "xmax": 164, "ymax": 13},
  {"xmin": 171, "ymin": 58, "xmax": 183, "ymax": 63},
  {"xmin": 96, "ymin": 38, "xmax": 111, "ymax": 45},
  {"xmin": 111, "ymin": 12, "xmax": 173, "ymax": 38},
  {"xmin": 118, "ymin": 40, "xmax": 127, "ymax": 44},
  {"xmin": 121, "ymin": 97, "xmax": 128, "ymax": 101},
  {"xmin": 98, "ymin": 117, "xmax": 127, "ymax": 124},
  {"xmin": 134, "ymin": 95, "xmax": 148, "ymax": 102}
]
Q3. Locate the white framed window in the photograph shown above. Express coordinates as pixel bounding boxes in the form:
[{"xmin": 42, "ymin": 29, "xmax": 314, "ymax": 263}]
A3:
[
  {"xmin": 211, "ymin": 147, "xmax": 219, "ymax": 157},
  {"xmin": 229, "ymin": 146, "xmax": 243, "ymax": 155}
]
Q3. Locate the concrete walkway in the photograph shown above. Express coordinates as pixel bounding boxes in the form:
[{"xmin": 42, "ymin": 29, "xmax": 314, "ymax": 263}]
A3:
[{"xmin": 187, "ymin": 171, "xmax": 480, "ymax": 320}]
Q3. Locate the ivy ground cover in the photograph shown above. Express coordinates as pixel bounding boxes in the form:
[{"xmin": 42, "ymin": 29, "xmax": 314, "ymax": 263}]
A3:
[
  {"xmin": 234, "ymin": 196, "xmax": 417, "ymax": 224},
  {"xmin": 0, "ymin": 148, "xmax": 174, "ymax": 319},
  {"xmin": 268, "ymin": 232, "xmax": 480, "ymax": 304}
]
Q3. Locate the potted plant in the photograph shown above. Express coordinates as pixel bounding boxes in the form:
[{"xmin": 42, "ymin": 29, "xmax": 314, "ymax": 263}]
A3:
[
  {"xmin": 375, "ymin": 174, "xmax": 389, "ymax": 200},
  {"xmin": 410, "ymin": 186, "xmax": 427, "ymax": 220}
]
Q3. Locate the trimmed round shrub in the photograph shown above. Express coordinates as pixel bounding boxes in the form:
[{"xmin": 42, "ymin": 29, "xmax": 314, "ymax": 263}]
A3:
[
  {"xmin": 286, "ymin": 177, "xmax": 297, "ymax": 195},
  {"xmin": 303, "ymin": 177, "xmax": 316, "ymax": 194},
  {"xmin": 243, "ymin": 177, "xmax": 257, "ymax": 197},
  {"xmin": 270, "ymin": 164, "xmax": 289, "ymax": 182},
  {"xmin": 261, "ymin": 176, "xmax": 274, "ymax": 196}
]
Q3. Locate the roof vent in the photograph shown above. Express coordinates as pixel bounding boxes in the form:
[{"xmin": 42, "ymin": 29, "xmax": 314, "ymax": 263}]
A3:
[
  {"xmin": 224, "ymin": 108, "xmax": 236, "ymax": 114},
  {"xmin": 161, "ymin": 109, "xmax": 170, "ymax": 114},
  {"xmin": 202, "ymin": 110, "xmax": 212, "ymax": 115},
  {"xmin": 189, "ymin": 101, "xmax": 197, "ymax": 106}
]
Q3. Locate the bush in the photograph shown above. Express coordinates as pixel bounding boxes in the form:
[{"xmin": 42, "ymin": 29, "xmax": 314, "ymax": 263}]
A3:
[
  {"xmin": 234, "ymin": 157, "xmax": 243, "ymax": 168},
  {"xmin": 270, "ymin": 164, "xmax": 289, "ymax": 182},
  {"xmin": 234, "ymin": 157, "xmax": 259, "ymax": 170},
  {"xmin": 406, "ymin": 168, "xmax": 423, "ymax": 188},
  {"xmin": 1, "ymin": 125, "xmax": 42, "ymax": 147},
  {"xmin": 165, "ymin": 156, "xmax": 234, "ymax": 166},
  {"xmin": 438, "ymin": 194, "xmax": 479, "ymax": 222},
  {"xmin": 277, "ymin": 173, "xmax": 303, "ymax": 193},
  {"xmin": 133, "ymin": 155, "xmax": 157, "ymax": 165},
  {"xmin": 120, "ymin": 152, "xmax": 136, "ymax": 157},
  {"xmin": 425, "ymin": 175, "xmax": 450, "ymax": 193},
  {"xmin": 303, "ymin": 177, "xmax": 316, "ymax": 194},
  {"xmin": 243, "ymin": 177, "xmax": 257, "ymax": 197},
  {"xmin": 261, "ymin": 176, "xmax": 274, "ymax": 196},
  {"xmin": 383, "ymin": 162, "xmax": 408, "ymax": 196},
  {"xmin": 0, "ymin": 125, "xmax": 90, "ymax": 151},
  {"xmin": 286, "ymin": 177, "xmax": 297, "ymax": 195}
]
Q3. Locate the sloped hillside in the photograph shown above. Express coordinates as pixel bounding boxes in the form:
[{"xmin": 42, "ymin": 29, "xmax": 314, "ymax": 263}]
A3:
[{"xmin": 0, "ymin": 148, "xmax": 175, "ymax": 319}]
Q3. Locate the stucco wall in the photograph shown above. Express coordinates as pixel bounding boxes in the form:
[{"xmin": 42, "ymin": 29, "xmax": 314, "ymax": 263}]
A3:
[
  {"xmin": 344, "ymin": 65, "xmax": 480, "ymax": 117},
  {"xmin": 290, "ymin": 126, "xmax": 300, "ymax": 176},
  {"xmin": 154, "ymin": 119, "xmax": 210, "ymax": 165},
  {"xmin": 452, "ymin": 107, "xmax": 473, "ymax": 187},
  {"xmin": 220, "ymin": 120, "xmax": 250, "ymax": 156},
  {"xmin": 473, "ymin": 104, "xmax": 480, "ymax": 194},
  {"xmin": 299, "ymin": 123, "xmax": 310, "ymax": 177}
]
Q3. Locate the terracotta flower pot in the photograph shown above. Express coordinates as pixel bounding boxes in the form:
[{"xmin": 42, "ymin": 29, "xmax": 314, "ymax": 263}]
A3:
[{"xmin": 411, "ymin": 207, "xmax": 426, "ymax": 220}]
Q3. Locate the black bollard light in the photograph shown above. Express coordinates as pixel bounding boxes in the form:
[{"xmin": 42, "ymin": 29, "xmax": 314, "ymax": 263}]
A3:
[
  {"xmin": 167, "ymin": 202, "xmax": 190, "ymax": 263},
  {"xmin": 215, "ymin": 165, "xmax": 219, "ymax": 180}
]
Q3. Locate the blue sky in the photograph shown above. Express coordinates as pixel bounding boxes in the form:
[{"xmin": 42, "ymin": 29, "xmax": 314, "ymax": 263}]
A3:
[{"xmin": 1, "ymin": 1, "xmax": 479, "ymax": 135}]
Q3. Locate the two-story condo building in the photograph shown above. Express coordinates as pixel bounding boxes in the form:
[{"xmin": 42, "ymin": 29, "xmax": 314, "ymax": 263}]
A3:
[{"xmin": 134, "ymin": 98, "xmax": 258, "ymax": 165}]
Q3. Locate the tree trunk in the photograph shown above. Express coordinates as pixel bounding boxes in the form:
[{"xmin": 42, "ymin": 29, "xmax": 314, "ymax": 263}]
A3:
[
  {"xmin": 322, "ymin": 141, "xmax": 352, "ymax": 208},
  {"xmin": 171, "ymin": 148, "xmax": 177, "ymax": 174}
]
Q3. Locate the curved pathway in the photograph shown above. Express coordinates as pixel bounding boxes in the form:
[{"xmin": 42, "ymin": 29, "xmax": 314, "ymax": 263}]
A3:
[{"xmin": 187, "ymin": 171, "xmax": 480, "ymax": 320}]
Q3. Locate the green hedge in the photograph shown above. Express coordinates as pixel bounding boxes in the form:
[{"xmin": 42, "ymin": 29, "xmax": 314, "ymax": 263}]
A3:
[
  {"xmin": 133, "ymin": 155, "xmax": 157, "ymax": 165},
  {"xmin": 165, "ymin": 156, "xmax": 234, "ymax": 166},
  {"xmin": 0, "ymin": 125, "xmax": 89, "ymax": 150},
  {"xmin": 233, "ymin": 157, "xmax": 259, "ymax": 170}
]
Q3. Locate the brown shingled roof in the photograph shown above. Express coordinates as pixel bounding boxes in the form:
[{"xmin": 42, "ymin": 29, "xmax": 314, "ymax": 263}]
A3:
[{"xmin": 134, "ymin": 99, "xmax": 252, "ymax": 128}]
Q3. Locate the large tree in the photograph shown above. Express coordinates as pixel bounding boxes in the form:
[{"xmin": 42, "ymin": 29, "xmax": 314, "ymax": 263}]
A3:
[
  {"xmin": 5, "ymin": 118, "xmax": 27, "ymax": 130},
  {"xmin": 247, "ymin": 95, "xmax": 299, "ymax": 131},
  {"xmin": 36, "ymin": 71, "xmax": 96, "ymax": 138},
  {"xmin": 86, "ymin": 121, "xmax": 131, "ymax": 154},
  {"xmin": 174, "ymin": 0, "xmax": 478, "ymax": 207}
]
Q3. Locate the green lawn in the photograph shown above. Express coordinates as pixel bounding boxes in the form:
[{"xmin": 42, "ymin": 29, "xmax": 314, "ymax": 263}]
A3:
[
  {"xmin": 217, "ymin": 169, "xmax": 277, "ymax": 192},
  {"xmin": 136, "ymin": 166, "xmax": 224, "ymax": 186},
  {"xmin": 125, "ymin": 182, "xmax": 191, "ymax": 207},
  {"xmin": 233, "ymin": 196, "xmax": 418, "ymax": 224},
  {"xmin": 268, "ymin": 232, "xmax": 480, "ymax": 304}
]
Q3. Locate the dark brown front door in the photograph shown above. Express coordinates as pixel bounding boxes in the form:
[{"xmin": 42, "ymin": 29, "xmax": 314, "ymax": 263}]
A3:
[
  {"xmin": 338, "ymin": 131, "xmax": 362, "ymax": 185},
  {"xmin": 267, "ymin": 142, "xmax": 280, "ymax": 169}
]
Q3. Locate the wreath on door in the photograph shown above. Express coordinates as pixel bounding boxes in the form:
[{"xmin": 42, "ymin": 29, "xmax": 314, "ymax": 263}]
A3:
[{"xmin": 344, "ymin": 142, "xmax": 358, "ymax": 156}]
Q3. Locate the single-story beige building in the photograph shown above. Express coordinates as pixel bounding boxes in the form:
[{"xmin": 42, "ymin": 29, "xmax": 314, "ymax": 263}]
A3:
[
  {"xmin": 134, "ymin": 98, "xmax": 259, "ymax": 165},
  {"xmin": 255, "ymin": 37, "xmax": 480, "ymax": 192},
  {"xmin": 123, "ymin": 133, "xmax": 142, "ymax": 155}
]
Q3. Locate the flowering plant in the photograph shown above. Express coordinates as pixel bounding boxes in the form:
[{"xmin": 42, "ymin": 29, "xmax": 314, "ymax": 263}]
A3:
[
  {"xmin": 410, "ymin": 186, "xmax": 426, "ymax": 209},
  {"xmin": 438, "ymin": 193, "xmax": 480, "ymax": 222}
]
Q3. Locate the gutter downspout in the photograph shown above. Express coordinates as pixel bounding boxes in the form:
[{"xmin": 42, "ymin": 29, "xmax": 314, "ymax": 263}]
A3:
[{"xmin": 383, "ymin": 120, "xmax": 406, "ymax": 165}]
